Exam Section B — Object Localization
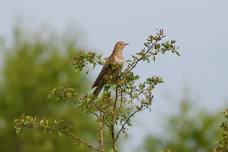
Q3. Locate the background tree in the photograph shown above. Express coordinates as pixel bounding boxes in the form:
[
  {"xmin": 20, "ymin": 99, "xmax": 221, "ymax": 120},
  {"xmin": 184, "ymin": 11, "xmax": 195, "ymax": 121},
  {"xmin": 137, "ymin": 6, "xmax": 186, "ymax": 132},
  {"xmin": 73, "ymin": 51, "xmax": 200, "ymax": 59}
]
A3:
[
  {"xmin": 140, "ymin": 100, "xmax": 223, "ymax": 152},
  {"xmin": 0, "ymin": 25, "xmax": 98, "ymax": 152}
]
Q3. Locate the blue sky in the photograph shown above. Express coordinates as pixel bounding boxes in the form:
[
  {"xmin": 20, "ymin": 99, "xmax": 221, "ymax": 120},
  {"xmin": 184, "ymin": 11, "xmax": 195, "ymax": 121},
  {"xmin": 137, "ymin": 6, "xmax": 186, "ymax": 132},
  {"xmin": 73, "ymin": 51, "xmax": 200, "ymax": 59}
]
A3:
[{"xmin": 1, "ymin": 0, "xmax": 228, "ymax": 151}]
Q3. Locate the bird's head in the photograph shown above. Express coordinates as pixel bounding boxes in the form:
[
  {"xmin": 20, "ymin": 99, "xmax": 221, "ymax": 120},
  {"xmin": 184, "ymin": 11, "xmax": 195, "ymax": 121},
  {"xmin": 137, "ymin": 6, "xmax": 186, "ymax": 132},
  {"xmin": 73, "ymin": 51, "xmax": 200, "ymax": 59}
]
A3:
[{"xmin": 114, "ymin": 41, "xmax": 129, "ymax": 50}]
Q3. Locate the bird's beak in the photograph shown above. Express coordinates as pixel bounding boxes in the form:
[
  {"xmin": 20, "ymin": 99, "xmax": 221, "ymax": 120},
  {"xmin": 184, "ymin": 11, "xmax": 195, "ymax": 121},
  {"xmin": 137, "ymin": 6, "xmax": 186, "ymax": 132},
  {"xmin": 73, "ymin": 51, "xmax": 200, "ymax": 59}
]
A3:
[{"xmin": 125, "ymin": 43, "xmax": 129, "ymax": 45}]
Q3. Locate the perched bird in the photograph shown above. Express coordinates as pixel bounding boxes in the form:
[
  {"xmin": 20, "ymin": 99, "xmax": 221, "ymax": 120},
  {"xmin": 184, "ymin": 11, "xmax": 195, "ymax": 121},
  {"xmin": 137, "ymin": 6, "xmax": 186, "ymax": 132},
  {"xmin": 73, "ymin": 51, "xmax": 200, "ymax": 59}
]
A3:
[{"xmin": 92, "ymin": 41, "xmax": 129, "ymax": 96}]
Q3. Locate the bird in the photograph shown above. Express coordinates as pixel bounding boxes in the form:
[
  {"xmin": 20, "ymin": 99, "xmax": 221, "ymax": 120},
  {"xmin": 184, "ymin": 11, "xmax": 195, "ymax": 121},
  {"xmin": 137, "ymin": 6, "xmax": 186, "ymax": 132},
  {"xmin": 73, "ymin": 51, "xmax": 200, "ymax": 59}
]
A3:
[{"xmin": 92, "ymin": 41, "xmax": 129, "ymax": 96}]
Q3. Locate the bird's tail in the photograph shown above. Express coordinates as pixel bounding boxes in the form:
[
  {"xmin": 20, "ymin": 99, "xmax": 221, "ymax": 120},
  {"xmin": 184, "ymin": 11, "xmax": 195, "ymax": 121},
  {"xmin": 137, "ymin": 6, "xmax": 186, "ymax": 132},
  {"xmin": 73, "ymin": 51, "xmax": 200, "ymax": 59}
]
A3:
[{"xmin": 93, "ymin": 85, "xmax": 103, "ymax": 97}]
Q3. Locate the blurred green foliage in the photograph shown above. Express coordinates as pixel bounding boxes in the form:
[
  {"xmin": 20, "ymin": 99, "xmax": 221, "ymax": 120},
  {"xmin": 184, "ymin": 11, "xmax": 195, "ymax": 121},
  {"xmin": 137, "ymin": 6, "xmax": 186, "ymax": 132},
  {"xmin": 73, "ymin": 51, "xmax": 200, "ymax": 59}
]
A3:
[
  {"xmin": 215, "ymin": 109, "xmax": 228, "ymax": 152},
  {"xmin": 0, "ymin": 26, "xmax": 98, "ymax": 152},
  {"xmin": 141, "ymin": 101, "xmax": 222, "ymax": 152}
]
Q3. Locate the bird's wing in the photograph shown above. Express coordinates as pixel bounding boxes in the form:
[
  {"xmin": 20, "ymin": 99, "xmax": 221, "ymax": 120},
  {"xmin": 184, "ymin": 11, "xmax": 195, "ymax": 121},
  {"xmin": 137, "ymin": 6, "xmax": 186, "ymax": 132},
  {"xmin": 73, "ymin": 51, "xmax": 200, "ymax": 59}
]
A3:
[{"xmin": 92, "ymin": 61, "xmax": 109, "ymax": 88}]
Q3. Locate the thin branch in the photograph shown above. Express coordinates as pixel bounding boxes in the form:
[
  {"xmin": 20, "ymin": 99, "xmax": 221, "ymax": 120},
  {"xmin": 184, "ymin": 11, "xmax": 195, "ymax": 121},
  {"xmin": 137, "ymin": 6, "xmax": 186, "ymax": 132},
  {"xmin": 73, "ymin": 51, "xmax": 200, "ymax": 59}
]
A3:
[
  {"xmin": 92, "ymin": 112, "xmax": 110, "ymax": 127},
  {"xmin": 72, "ymin": 97, "xmax": 111, "ymax": 128},
  {"xmin": 125, "ymin": 39, "xmax": 160, "ymax": 73},
  {"xmin": 110, "ymin": 125, "xmax": 117, "ymax": 152},
  {"xmin": 113, "ymin": 85, "xmax": 118, "ymax": 109},
  {"xmin": 114, "ymin": 105, "xmax": 145, "ymax": 142},
  {"xmin": 118, "ymin": 90, "xmax": 123, "ymax": 111},
  {"xmin": 110, "ymin": 85, "xmax": 119, "ymax": 152},
  {"xmin": 98, "ymin": 112, "xmax": 104, "ymax": 151},
  {"xmin": 66, "ymin": 130, "xmax": 99, "ymax": 152}
]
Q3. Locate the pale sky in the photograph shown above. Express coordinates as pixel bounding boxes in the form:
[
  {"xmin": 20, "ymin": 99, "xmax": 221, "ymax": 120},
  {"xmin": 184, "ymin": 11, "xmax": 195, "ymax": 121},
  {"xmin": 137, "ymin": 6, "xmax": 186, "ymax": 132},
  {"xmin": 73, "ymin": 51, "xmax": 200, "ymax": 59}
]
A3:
[{"xmin": 1, "ymin": 0, "xmax": 228, "ymax": 151}]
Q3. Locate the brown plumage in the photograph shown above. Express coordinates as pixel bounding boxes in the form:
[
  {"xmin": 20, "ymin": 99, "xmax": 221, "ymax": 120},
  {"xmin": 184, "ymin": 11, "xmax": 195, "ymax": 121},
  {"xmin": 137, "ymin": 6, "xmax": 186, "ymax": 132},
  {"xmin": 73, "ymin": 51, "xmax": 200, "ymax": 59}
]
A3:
[{"xmin": 92, "ymin": 41, "xmax": 128, "ymax": 96}]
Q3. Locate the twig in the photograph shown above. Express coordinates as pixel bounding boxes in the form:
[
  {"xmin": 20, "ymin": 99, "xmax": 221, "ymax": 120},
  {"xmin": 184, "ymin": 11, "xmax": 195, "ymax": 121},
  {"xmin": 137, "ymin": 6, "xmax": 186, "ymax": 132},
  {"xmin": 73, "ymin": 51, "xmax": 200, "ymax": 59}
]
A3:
[
  {"xmin": 92, "ymin": 112, "xmax": 110, "ymax": 127},
  {"xmin": 124, "ymin": 39, "xmax": 160, "ymax": 73},
  {"xmin": 114, "ymin": 105, "xmax": 145, "ymax": 142},
  {"xmin": 67, "ymin": 130, "xmax": 99, "ymax": 152}
]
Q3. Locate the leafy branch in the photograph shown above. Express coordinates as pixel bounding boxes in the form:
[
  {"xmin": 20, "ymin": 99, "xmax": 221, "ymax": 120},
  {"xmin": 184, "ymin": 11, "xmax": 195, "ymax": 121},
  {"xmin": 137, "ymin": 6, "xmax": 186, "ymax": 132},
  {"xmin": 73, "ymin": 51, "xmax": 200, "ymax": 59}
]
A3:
[{"xmin": 14, "ymin": 114, "xmax": 99, "ymax": 152}]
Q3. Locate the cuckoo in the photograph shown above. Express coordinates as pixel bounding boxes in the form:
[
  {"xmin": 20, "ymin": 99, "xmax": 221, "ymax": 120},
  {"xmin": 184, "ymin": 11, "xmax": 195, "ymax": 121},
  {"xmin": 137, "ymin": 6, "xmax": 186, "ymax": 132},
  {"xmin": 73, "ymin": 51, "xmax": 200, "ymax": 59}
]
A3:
[{"xmin": 92, "ymin": 41, "xmax": 128, "ymax": 96}]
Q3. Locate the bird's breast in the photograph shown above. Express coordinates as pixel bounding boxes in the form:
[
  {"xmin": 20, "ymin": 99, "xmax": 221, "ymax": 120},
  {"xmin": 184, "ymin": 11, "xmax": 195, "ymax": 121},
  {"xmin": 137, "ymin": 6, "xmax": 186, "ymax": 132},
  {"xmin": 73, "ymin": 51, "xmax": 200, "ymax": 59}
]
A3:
[{"xmin": 114, "ymin": 56, "xmax": 124, "ymax": 64}]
